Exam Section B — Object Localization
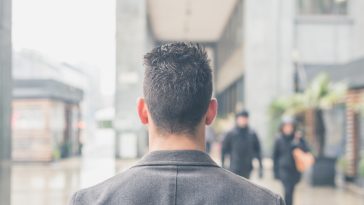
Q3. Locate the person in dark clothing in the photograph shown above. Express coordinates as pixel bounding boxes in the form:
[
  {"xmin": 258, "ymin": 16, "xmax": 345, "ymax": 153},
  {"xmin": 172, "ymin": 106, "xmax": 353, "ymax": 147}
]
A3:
[
  {"xmin": 273, "ymin": 117, "xmax": 309, "ymax": 205},
  {"xmin": 221, "ymin": 110, "xmax": 263, "ymax": 179}
]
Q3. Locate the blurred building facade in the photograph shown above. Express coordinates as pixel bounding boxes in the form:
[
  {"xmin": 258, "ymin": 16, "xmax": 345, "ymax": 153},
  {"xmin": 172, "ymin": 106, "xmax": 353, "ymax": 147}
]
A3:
[
  {"xmin": 11, "ymin": 51, "xmax": 85, "ymax": 162},
  {"xmin": 294, "ymin": 0, "xmax": 364, "ymax": 179},
  {"xmin": 297, "ymin": 56, "xmax": 364, "ymax": 179},
  {"xmin": 216, "ymin": 0, "xmax": 364, "ymax": 153},
  {"xmin": 115, "ymin": 0, "xmax": 362, "ymax": 157}
]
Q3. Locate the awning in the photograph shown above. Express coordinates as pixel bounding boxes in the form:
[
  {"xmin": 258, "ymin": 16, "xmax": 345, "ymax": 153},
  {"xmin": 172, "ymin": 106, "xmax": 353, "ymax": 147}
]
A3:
[{"xmin": 13, "ymin": 79, "xmax": 84, "ymax": 104}]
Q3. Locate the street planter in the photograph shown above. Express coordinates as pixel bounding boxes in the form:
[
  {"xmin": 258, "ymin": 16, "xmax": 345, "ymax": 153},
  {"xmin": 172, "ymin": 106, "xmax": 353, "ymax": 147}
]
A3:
[
  {"xmin": 356, "ymin": 158, "xmax": 364, "ymax": 187},
  {"xmin": 311, "ymin": 157, "xmax": 337, "ymax": 186},
  {"xmin": 356, "ymin": 177, "xmax": 364, "ymax": 188},
  {"xmin": 60, "ymin": 143, "xmax": 71, "ymax": 158}
]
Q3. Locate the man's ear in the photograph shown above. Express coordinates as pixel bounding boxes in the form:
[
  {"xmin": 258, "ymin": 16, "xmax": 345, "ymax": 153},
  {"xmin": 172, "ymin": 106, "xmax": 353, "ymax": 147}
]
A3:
[
  {"xmin": 205, "ymin": 98, "xmax": 218, "ymax": 125},
  {"xmin": 137, "ymin": 98, "xmax": 149, "ymax": 125}
]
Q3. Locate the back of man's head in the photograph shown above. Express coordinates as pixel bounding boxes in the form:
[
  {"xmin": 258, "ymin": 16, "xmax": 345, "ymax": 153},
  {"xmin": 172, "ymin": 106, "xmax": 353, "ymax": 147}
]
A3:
[{"xmin": 143, "ymin": 42, "xmax": 213, "ymax": 135}]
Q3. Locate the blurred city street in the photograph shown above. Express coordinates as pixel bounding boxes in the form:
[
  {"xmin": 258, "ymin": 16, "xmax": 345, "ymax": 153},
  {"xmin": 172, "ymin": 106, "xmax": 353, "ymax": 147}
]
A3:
[{"xmin": 2, "ymin": 0, "xmax": 364, "ymax": 204}]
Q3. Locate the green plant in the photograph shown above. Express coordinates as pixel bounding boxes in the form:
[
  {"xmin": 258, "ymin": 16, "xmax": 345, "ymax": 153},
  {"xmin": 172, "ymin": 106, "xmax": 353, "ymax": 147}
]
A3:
[
  {"xmin": 52, "ymin": 148, "xmax": 61, "ymax": 160},
  {"xmin": 212, "ymin": 114, "xmax": 235, "ymax": 141},
  {"xmin": 303, "ymin": 74, "xmax": 347, "ymax": 110},
  {"xmin": 269, "ymin": 73, "xmax": 348, "ymax": 156},
  {"xmin": 337, "ymin": 156, "xmax": 349, "ymax": 173}
]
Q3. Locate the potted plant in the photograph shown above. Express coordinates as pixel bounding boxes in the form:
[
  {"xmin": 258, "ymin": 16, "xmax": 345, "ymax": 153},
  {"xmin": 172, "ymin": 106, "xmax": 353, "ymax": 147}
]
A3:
[
  {"xmin": 357, "ymin": 157, "xmax": 364, "ymax": 187},
  {"xmin": 336, "ymin": 156, "xmax": 349, "ymax": 186}
]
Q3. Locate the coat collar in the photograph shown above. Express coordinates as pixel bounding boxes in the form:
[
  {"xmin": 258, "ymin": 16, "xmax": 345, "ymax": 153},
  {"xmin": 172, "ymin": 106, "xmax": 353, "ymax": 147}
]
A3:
[{"xmin": 133, "ymin": 150, "xmax": 219, "ymax": 167}]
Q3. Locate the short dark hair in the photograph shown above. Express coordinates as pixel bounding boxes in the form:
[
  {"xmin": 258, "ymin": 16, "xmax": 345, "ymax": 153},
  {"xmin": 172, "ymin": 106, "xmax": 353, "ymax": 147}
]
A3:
[
  {"xmin": 236, "ymin": 110, "xmax": 249, "ymax": 118},
  {"xmin": 143, "ymin": 42, "xmax": 213, "ymax": 134}
]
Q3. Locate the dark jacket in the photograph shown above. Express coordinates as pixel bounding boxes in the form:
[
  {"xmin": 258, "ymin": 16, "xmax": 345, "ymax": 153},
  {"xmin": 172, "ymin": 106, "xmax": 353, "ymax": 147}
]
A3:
[
  {"xmin": 70, "ymin": 150, "xmax": 284, "ymax": 205},
  {"xmin": 221, "ymin": 127, "xmax": 263, "ymax": 176},
  {"xmin": 273, "ymin": 134, "xmax": 309, "ymax": 184}
]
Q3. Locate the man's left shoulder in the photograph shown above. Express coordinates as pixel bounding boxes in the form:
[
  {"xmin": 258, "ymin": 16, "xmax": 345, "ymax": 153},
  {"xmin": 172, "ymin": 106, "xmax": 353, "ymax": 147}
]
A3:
[
  {"xmin": 68, "ymin": 168, "xmax": 136, "ymax": 205},
  {"xmin": 219, "ymin": 169, "xmax": 285, "ymax": 204},
  {"xmin": 69, "ymin": 176, "xmax": 114, "ymax": 205}
]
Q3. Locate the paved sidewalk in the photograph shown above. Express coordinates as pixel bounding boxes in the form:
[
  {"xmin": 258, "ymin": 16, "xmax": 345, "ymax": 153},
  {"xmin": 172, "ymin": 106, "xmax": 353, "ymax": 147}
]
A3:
[{"xmin": 249, "ymin": 169, "xmax": 363, "ymax": 205}]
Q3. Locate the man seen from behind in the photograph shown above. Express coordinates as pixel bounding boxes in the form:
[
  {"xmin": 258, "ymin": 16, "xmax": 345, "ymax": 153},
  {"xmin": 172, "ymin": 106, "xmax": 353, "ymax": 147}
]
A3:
[{"xmin": 69, "ymin": 42, "xmax": 285, "ymax": 205}]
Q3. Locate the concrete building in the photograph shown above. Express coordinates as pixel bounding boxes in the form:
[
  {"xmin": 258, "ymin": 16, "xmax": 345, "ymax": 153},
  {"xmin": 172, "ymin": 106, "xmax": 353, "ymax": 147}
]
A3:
[
  {"xmin": 115, "ymin": 0, "xmax": 149, "ymax": 158},
  {"xmin": 11, "ymin": 50, "xmax": 85, "ymax": 162},
  {"xmin": 115, "ymin": 0, "xmax": 237, "ymax": 158},
  {"xmin": 115, "ymin": 0, "xmax": 364, "ymax": 157}
]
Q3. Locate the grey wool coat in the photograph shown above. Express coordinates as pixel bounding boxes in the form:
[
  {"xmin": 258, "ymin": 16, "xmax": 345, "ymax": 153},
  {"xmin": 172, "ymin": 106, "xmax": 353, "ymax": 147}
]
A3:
[{"xmin": 69, "ymin": 150, "xmax": 285, "ymax": 205}]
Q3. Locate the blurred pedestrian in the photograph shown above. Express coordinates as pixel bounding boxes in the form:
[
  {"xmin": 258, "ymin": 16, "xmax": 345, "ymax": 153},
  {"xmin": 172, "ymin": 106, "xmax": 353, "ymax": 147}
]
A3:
[
  {"xmin": 273, "ymin": 116, "xmax": 310, "ymax": 205},
  {"xmin": 221, "ymin": 110, "xmax": 263, "ymax": 179},
  {"xmin": 205, "ymin": 126, "xmax": 216, "ymax": 154}
]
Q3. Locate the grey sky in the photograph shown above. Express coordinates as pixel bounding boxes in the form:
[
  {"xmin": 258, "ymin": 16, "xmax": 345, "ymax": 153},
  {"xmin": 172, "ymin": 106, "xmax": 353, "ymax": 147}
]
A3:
[{"xmin": 13, "ymin": 0, "xmax": 116, "ymax": 95}]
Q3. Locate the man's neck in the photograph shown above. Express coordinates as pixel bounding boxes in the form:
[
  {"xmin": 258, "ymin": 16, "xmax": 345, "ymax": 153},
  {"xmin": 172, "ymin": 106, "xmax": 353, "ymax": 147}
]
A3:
[{"xmin": 149, "ymin": 133, "xmax": 205, "ymax": 152}]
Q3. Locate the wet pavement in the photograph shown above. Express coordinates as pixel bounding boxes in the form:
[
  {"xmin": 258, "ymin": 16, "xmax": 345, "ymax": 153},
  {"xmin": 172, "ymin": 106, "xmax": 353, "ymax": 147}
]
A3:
[
  {"xmin": 7, "ymin": 137, "xmax": 364, "ymax": 205},
  {"xmin": 250, "ymin": 167, "xmax": 364, "ymax": 205}
]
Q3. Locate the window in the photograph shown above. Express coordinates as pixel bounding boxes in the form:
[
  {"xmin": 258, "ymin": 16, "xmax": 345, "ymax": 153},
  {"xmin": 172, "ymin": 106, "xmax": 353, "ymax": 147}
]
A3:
[
  {"xmin": 217, "ymin": 77, "xmax": 244, "ymax": 117},
  {"xmin": 298, "ymin": 0, "xmax": 348, "ymax": 15}
]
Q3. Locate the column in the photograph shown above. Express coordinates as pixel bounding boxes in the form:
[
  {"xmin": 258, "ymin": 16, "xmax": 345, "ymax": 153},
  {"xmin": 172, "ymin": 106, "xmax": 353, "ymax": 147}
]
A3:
[
  {"xmin": 243, "ymin": 0, "xmax": 295, "ymax": 155},
  {"xmin": 0, "ymin": 0, "xmax": 12, "ymax": 203},
  {"xmin": 115, "ymin": 0, "xmax": 148, "ymax": 158}
]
